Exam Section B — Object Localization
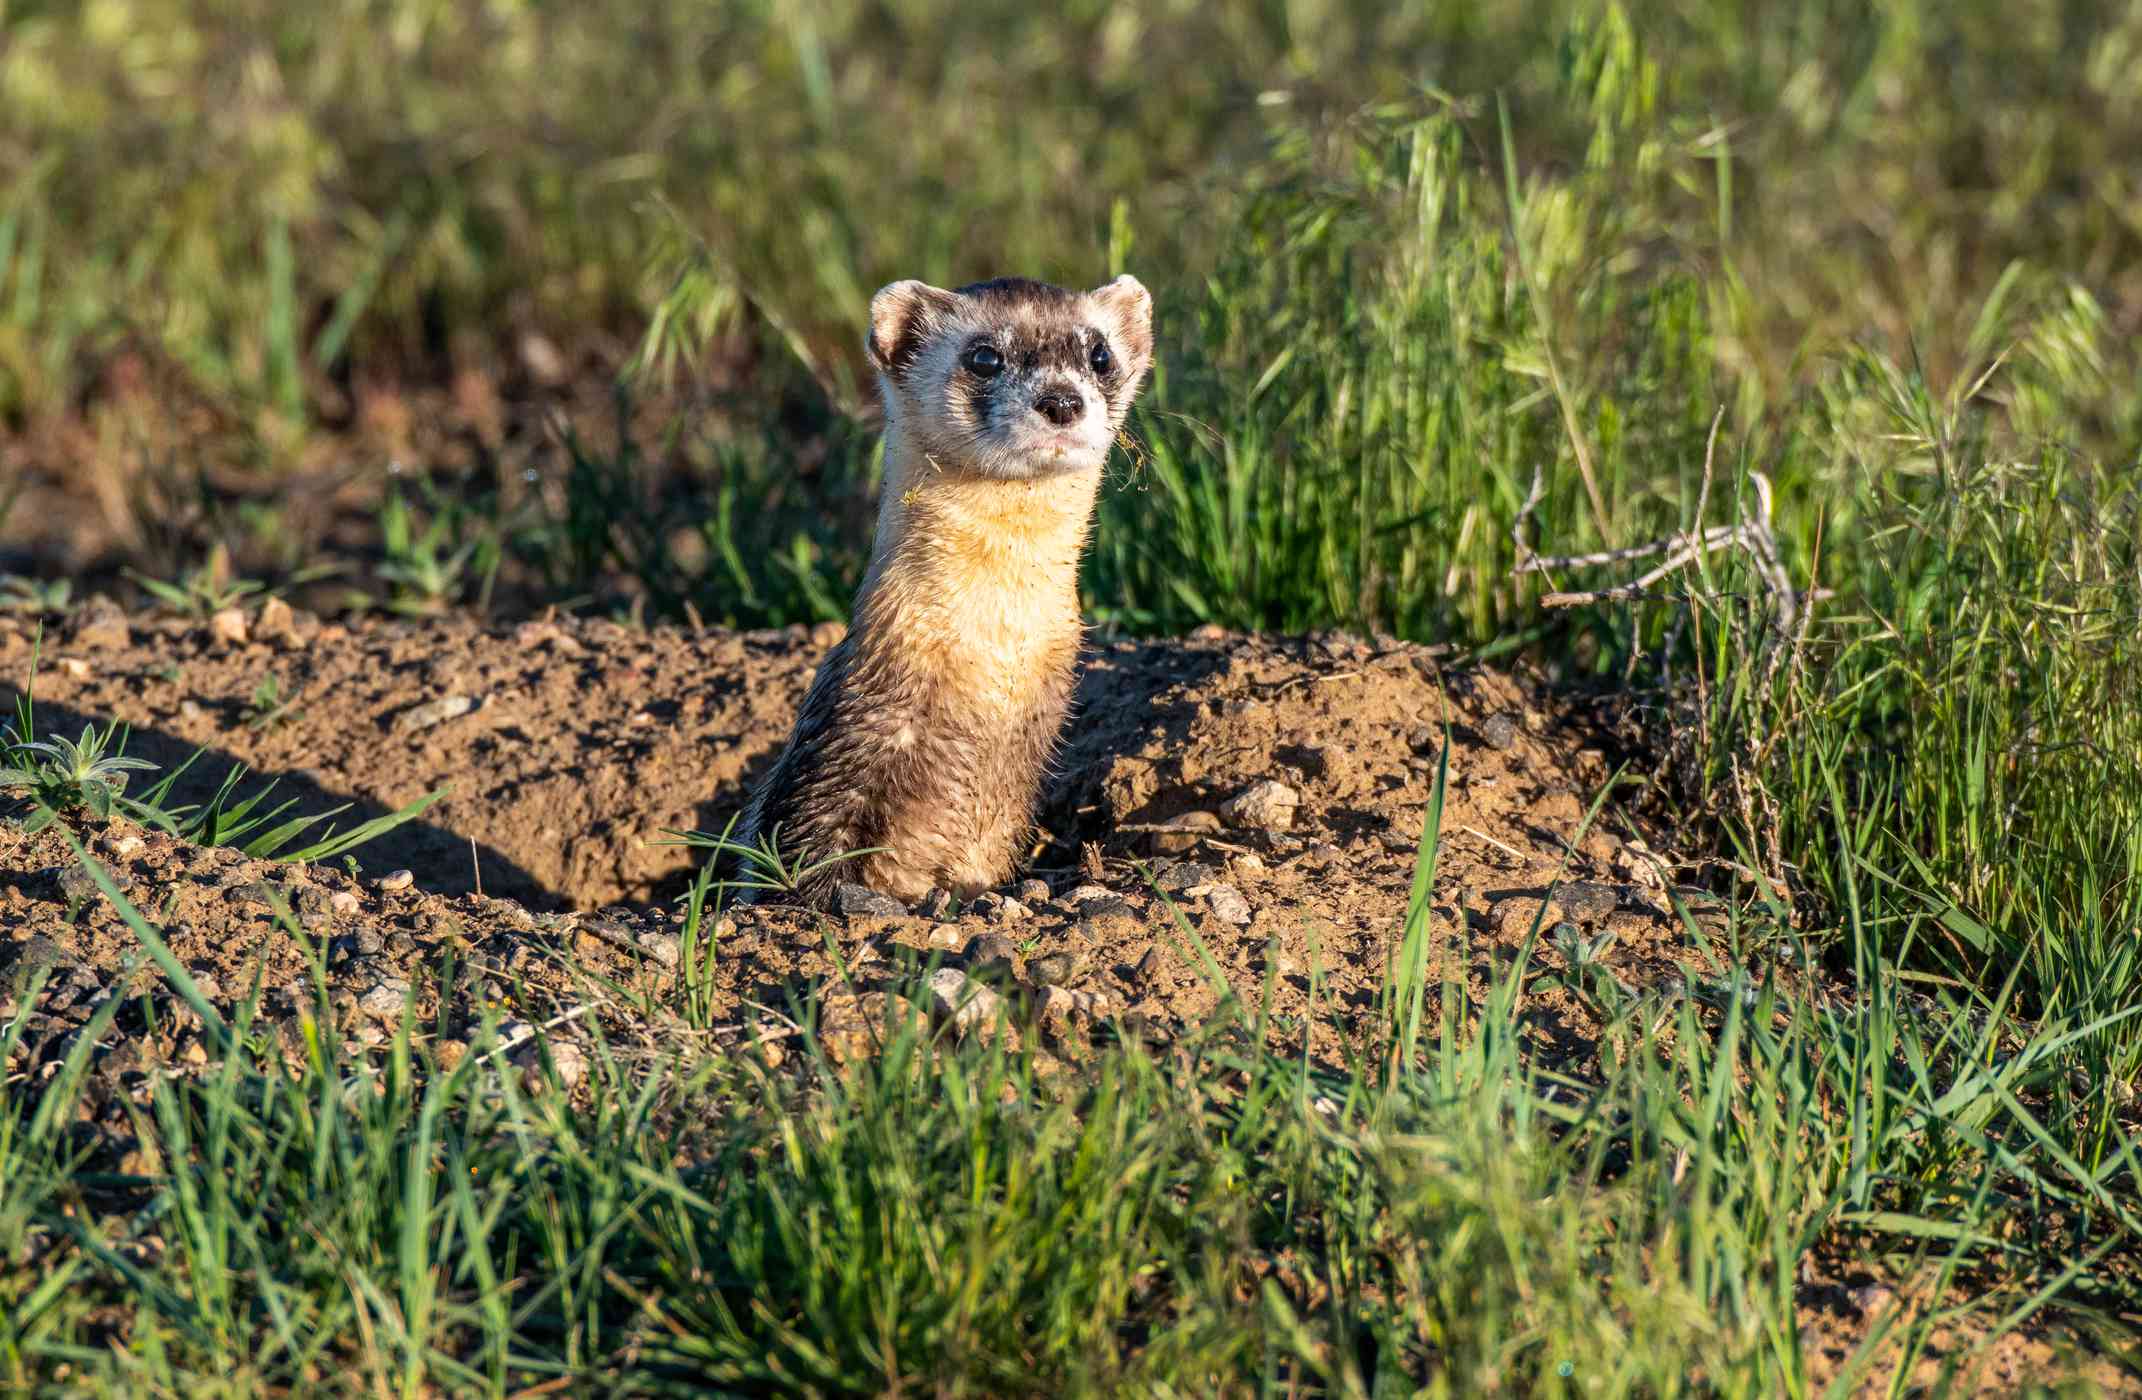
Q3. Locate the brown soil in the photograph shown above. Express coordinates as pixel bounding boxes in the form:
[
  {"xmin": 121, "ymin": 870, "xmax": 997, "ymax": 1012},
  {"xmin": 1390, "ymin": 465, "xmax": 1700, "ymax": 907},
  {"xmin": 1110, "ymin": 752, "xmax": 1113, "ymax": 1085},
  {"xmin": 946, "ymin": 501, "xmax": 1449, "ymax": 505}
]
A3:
[{"xmin": 0, "ymin": 604, "xmax": 1721, "ymax": 1059}]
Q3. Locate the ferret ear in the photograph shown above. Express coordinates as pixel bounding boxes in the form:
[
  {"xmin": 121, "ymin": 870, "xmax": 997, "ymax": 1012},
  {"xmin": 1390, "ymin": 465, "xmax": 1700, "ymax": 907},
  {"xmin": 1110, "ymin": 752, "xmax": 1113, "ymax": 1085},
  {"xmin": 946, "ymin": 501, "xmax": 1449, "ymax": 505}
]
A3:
[
  {"xmin": 867, "ymin": 280, "xmax": 959, "ymax": 376},
  {"xmin": 1089, "ymin": 274, "xmax": 1153, "ymax": 369}
]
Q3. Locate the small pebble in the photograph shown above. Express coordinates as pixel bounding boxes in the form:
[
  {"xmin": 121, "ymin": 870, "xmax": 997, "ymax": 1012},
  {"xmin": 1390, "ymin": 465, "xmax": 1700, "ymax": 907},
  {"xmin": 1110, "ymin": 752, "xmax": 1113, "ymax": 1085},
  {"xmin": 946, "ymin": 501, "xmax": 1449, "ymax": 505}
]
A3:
[
  {"xmin": 925, "ymin": 967, "xmax": 1001, "ymax": 1032},
  {"xmin": 379, "ymin": 869, "xmax": 415, "ymax": 892},
  {"xmin": 1221, "ymin": 780, "xmax": 1300, "ymax": 832},
  {"xmin": 207, "ymin": 607, "xmax": 250, "ymax": 646},
  {"xmin": 1478, "ymin": 712, "xmax": 1521, "ymax": 750},
  {"xmin": 1077, "ymin": 899, "xmax": 1141, "ymax": 941},
  {"xmin": 226, "ymin": 878, "xmax": 278, "ymax": 908},
  {"xmin": 1154, "ymin": 861, "xmax": 1218, "ymax": 894},
  {"xmin": 397, "ymin": 695, "xmax": 475, "ymax": 734},
  {"xmin": 968, "ymin": 933, "xmax": 1018, "ymax": 967},
  {"xmin": 329, "ymin": 890, "xmax": 361, "ymax": 915},
  {"xmin": 358, "ymin": 982, "xmax": 411, "ymax": 1019},
  {"xmin": 1016, "ymin": 879, "xmax": 1051, "ymax": 904},
  {"xmin": 1205, "ymin": 885, "xmax": 1253, "ymax": 925},
  {"xmin": 1027, "ymin": 950, "xmax": 1083, "ymax": 986},
  {"xmin": 73, "ymin": 598, "xmax": 131, "ymax": 650},
  {"xmin": 835, "ymin": 883, "xmax": 907, "ymax": 918},
  {"xmin": 926, "ymin": 925, "xmax": 967, "ymax": 953},
  {"xmin": 1553, "ymin": 882, "xmax": 1619, "ymax": 925},
  {"xmin": 1036, "ymin": 984, "xmax": 1092, "ymax": 1025},
  {"xmin": 1150, "ymin": 810, "xmax": 1222, "ymax": 854},
  {"xmin": 526, "ymin": 1040, "xmax": 587, "ymax": 1092},
  {"xmin": 254, "ymin": 595, "xmax": 298, "ymax": 643},
  {"xmin": 1059, "ymin": 883, "xmax": 1114, "ymax": 909}
]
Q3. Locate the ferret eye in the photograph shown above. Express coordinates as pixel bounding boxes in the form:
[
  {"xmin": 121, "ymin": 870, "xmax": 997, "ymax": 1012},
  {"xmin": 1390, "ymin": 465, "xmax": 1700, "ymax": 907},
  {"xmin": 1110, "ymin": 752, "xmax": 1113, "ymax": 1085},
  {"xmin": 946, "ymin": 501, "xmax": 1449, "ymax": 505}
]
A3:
[
  {"xmin": 1089, "ymin": 340, "xmax": 1115, "ymax": 375},
  {"xmin": 963, "ymin": 344, "xmax": 1003, "ymax": 377}
]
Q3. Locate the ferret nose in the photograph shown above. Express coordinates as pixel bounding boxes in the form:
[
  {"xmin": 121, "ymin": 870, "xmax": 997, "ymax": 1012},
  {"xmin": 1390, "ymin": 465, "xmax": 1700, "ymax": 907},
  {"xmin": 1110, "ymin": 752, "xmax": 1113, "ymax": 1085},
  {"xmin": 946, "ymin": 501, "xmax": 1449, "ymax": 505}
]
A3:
[{"xmin": 1033, "ymin": 388, "xmax": 1085, "ymax": 428}]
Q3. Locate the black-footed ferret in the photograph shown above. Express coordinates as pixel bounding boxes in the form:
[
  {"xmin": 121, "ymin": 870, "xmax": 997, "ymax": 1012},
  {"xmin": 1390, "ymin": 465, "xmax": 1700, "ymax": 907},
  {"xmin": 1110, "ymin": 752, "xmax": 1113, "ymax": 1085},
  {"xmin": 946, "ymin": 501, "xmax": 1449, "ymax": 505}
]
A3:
[{"xmin": 734, "ymin": 273, "xmax": 1154, "ymax": 908}]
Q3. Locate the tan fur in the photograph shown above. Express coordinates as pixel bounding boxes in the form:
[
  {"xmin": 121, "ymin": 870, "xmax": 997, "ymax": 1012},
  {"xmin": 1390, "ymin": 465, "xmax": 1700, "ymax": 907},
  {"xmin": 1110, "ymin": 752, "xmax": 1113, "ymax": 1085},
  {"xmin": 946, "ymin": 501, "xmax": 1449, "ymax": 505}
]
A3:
[
  {"xmin": 734, "ymin": 274, "xmax": 1152, "ymax": 908},
  {"xmin": 847, "ymin": 457, "xmax": 1100, "ymax": 898}
]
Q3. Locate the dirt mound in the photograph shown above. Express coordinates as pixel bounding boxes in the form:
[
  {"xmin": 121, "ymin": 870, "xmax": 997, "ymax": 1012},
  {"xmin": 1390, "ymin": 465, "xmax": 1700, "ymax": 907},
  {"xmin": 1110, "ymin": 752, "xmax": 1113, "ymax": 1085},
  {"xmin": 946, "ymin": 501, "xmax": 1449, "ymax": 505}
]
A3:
[{"xmin": 0, "ymin": 606, "xmax": 1734, "ymax": 1076}]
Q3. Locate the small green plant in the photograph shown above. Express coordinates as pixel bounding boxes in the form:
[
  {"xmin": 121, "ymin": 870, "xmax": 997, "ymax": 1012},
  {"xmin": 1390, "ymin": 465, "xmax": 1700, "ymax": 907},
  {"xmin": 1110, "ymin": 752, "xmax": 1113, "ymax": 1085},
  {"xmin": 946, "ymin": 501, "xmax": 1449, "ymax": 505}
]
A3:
[
  {"xmin": 0, "ymin": 631, "xmax": 153, "ymax": 830},
  {"xmin": 244, "ymin": 672, "xmax": 299, "ymax": 731},
  {"xmin": 0, "ymin": 713, "xmax": 157, "ymax": 832},
  {"xmin": 0, "ymin": 575, "xmax": 71, "ymax": 615},
  {"xmin": 125, "ymin": 546, "xmax": 264, "ymax": 619},
  {"xmin": 127, "ymin": 751, "xmax": 448, "ymax": 863},
  {"xmin": 371, "ymin": 488, "xmax": 500, "ymax": 616},
  {"xmin": 665, "ymin": 822, "xmax": 885, "ymax": 905}
]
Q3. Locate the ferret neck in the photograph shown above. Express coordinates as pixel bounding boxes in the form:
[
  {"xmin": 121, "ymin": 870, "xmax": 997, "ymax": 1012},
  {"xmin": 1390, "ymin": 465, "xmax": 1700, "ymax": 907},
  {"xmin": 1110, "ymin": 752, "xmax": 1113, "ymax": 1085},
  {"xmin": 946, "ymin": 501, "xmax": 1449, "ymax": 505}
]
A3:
[{"xmin": 857, "ymin": 421, "xmax": 1102, "ymax": 608}]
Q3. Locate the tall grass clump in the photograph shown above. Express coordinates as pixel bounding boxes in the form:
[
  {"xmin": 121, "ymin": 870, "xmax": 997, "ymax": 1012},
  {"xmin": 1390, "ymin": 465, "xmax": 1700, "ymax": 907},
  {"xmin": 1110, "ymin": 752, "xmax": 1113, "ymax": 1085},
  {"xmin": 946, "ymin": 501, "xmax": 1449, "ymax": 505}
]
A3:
[{"xmin": 1701, "ymin": 354, "xmax": 2142, "ymax": 1068}]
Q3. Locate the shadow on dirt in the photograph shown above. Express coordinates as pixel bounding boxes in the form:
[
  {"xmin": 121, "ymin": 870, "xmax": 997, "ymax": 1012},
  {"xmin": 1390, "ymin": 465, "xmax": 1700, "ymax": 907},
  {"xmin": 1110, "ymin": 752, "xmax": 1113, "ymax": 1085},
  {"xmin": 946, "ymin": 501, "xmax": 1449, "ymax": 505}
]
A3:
[{"xmin": 2, "ymin": 690, "xmax": 554, "ymax": 909}]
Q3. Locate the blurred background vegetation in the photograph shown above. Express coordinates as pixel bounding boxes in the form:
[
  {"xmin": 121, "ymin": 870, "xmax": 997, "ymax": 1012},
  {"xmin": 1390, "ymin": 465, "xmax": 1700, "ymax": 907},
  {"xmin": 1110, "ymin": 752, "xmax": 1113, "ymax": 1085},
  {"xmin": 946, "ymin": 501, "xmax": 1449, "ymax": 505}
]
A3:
[{"xmin": 2, "ymin": 0, "xmax": 2140, "ymax": 1044}]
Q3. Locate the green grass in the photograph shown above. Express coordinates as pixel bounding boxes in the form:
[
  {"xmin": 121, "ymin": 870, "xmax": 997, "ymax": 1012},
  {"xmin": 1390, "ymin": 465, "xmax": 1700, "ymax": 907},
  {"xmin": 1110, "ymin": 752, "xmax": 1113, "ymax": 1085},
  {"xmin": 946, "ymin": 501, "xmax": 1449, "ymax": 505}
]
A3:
[{"xmin": 2, "ymin": 822, "xmax": 2136, "ymax": 1393}]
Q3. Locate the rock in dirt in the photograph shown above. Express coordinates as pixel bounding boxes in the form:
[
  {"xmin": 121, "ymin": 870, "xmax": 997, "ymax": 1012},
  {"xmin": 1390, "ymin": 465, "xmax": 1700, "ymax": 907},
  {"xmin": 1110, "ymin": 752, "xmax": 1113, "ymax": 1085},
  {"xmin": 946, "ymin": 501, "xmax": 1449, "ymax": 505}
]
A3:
[
  {"xmin": 1553, "ymin": 882, "xmax": 1619, "ymax": 926},
  {"xmin": 967, "ymin": 930, "xmax": 1017, "ymax": 961},
  {"xmin": 1150, "ymin": 810, "xmax": 1222, "ymax": 854},
  {"xmin": 5, "ymin": 935, "xmax": 72, "ymax": 974},
  {"xmin": 925, "ymin": 967, "xmax": 1001, "ymax": 1032},
  {"xmin": 225, "ymin": 877, "xmax": 281, "ymax": 908},
  {"xmin": 208, "ymin": 607, "xmax": 250, "ymax": 646},
  {"xmin": 1037, "ymin": 984, "xmax": 1109, "ymax": 1027},
  {"xmin": 1154, "ymin": 861, "xmax": 1219, "ymax": 894},
  {"xmin": 835, "ymin": 883, "xmax": 906, "ymax": 918},
  {"xmin": 968, "ymin": 892, "xmax": 1029, "ymax": 924},
  {"xmin": 56, "ymin": 865, "xmax": 110, "ymax": 903},
  {"xmin": 253, "ymin": 596, "xmax": 305, "ymax": 644},
  {"xmin": 1477, "ymin": 711, "xmax": 1521, "ymax": 750},
  {"xmin": 1205, "ymin": 885, "xmax": 1253, "ymax": 926},
  {"xmin": 72, "ymin": 597, "xmax": 131, "ymax": 650},
  {"xmin": 379, "ymin": 869, "xmax": 415, "ymax": 892},
  {"xmin": 1027, "ymin": 950, "xmax": 1083, "ymax": 986},
  {"xmin": 397, "ymin": 695, "xmax": 475, "ymax": 734},
  {"xmin": 517, "ymin": 1039, "xmax": 588, "ymax": 1091},
  {"xmin": 1222, "ymin": 780, "xmax": 1300, "ymax": 832},
  {"xmin": 359, "ymin": 981, "xmax": 412, "ymax": 1019},
  {"xmin": 1016, "ymin": 879, "xmax": 1051, "ymax": 905}
]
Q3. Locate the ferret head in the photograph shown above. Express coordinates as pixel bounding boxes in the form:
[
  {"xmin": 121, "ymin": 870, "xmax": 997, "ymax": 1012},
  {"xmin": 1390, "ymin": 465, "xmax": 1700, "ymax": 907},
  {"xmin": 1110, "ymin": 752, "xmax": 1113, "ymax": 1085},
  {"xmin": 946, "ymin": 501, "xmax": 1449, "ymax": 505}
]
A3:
[{"xmin": 865, "ymin": 274, "xmax": 1154, "ymax": 480}]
